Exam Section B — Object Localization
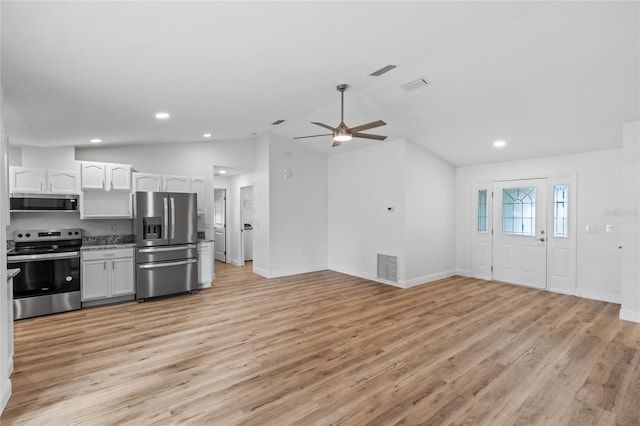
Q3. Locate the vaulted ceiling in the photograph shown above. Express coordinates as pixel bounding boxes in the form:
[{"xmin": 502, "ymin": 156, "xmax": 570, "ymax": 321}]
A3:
[{"xmin": 2, "ymin": 1, "xmax": 638, "ymax": 166}]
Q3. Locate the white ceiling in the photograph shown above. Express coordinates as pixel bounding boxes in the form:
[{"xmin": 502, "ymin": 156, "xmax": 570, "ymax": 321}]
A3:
[{"xmin": 2, "ymin": 1, "xmax": 638, "ymax": 166}]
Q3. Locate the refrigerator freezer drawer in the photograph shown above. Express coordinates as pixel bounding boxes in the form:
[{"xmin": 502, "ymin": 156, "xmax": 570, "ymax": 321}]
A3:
[
  {"xmin": 136, "ymin": 258, "xmax": 198, "ymax": 300},
  {"xmin": 136, "ymin": 244, "xmax": 197, "ymax": 263}
]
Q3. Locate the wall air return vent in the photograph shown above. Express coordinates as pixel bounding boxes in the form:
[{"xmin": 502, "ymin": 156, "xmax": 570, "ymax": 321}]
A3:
[
  {"xmin": 370, "ymin": 64, "xmax": 397, "ymax": 77},
  {"xmin": 377, "ymin": 254, "xmax": 398, "ymax": 283},
  {"xmin": 401, "ymin": 78, "xmax": 429, "ymax": 92}
]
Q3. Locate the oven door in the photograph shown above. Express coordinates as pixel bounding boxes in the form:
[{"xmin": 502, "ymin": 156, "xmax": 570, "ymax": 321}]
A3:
[{"xmin": 7, "ymin": 252, "xmax": 80, "ymax": 298}]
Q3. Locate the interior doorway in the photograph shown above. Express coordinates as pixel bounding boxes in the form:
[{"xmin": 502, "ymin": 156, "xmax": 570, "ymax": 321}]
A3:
[
  {"xmin": 240, "ymin": 185, "xmax": 254, "ymax": 266},
  {"xmin": 213, "ymin": 188, "xmax": 227, "ymax": 263}
]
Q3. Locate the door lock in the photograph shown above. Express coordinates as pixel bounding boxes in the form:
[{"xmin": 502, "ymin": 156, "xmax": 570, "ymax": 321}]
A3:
[{"xmin": 538, "ymin": 238, "xmax": 546, "ymax": 242}]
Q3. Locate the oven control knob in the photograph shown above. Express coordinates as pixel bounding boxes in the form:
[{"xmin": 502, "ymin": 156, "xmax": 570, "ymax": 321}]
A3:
[
  {"xmin": 68, "ymin": 231, "xmax": 73, "ymax": 235},
  {"xmin": 17, "ymin": 233, "xmax": 23, "ymax": 238},
  {"xmin": 75, "ymin": 231, "xmax": 79, "ymax": 235},
  {"xmin": 25, "ymin": 233, "xmax": 31, "ymax": 237},
  {"xmin": 66, "ymin": 276, "xmax": 72, "ymax": 282}
]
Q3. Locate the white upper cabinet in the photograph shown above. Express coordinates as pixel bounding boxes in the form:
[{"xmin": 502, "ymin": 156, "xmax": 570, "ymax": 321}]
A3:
[
  {"xmin": 190, "ymin": 177, "xmax": 206, "ymax": 215},
  {"xmin": 10, "ymin": 166, "xmax": 79, "ymax": 194},
  {"xmin": 80, "ymin": 162, "xmax": 106, "ymax": 190},
  {"xmin": 81, "ymin": 162, "xmax": 131, "ymax": 191},
  {"xmin": 164, "ymin": 175, "xmax": 190, "ymax": 193},
  {"xmin": 10, "ymin": 167, "xmax": 46, "ymax": 193},
  {"xmin": 48, "ymin": 170, "xmax": 80, "ymax": 193},
  {"xmin": 133, "ymin": 173, "xmax": 163, "ymax": 192},
  {"xmin": 107, "ymin": 164, "xmax": 132, "ymax": 191}
]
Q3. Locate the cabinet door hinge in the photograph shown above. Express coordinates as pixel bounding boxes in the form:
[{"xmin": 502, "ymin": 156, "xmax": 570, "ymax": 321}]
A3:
[{"xmin": 491, "ymin": 265, "xmax": 494, "ymax": 272}]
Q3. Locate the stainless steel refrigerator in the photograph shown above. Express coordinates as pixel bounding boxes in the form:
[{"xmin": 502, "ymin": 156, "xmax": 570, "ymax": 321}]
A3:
[{"xmin": 134, "ymin": 191, "xmax": 198, "ymax": 301}]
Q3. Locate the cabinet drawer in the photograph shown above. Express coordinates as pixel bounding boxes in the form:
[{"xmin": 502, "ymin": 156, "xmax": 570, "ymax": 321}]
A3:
[{"xmin": 82, "ymin": 248, "xmax": 134, "ymax": 261}]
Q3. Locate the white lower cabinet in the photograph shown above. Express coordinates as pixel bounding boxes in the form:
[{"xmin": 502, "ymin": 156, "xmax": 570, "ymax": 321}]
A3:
[
  {"xmin": 198, "ymin": 241, "xmax": 213, "ymax": 288},
  {"xmin": 81, "ymin": 248, "xmax": 135, "ymax": 306}
]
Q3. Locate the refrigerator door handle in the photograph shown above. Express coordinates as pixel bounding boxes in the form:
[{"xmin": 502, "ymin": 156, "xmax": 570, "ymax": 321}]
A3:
[
  {"xmin": 163, "ymin": 197, "xmax": 169, "ymax": 239},
  {"xmin": 171, "ymin": 197, "xmax": 176, "ymax": 240},
  {"xmin": 138, "ymin": 244, "xmax": 197, "ymax": 253},
  {"xmin": 138, "ymin": 258, "xmax": 197, "ymax": 269}
]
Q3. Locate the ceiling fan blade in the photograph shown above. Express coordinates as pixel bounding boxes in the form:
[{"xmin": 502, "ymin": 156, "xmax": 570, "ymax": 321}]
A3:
[
  {"xmin": 311, "ymin": 122, "xmax": 337, "ymax": 132},
  {"xmin": 349, "ymin": 120, "xmax": 387, "ymax": 133},
  {"xmin": 352, "ymin": 132, "xmax": 387, "ymax": 141},
  {"xmin": 332, "ymin": 140, "xmax": 342, "ymax": 147},
  {"xmin": 293, "ymin": 133, "xmax": 332, "ymax": 140}
]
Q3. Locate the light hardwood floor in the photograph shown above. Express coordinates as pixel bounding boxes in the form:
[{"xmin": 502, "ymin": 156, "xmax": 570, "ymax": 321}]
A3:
[{"xmin": 2, "ymin": 262, "xmax": 640, "ymax": 425}]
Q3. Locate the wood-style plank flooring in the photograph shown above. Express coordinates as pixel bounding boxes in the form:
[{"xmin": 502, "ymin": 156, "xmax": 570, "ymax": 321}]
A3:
[{"xmin": 2, "ymin": 262, "xmax": 640, "ymax": 425}]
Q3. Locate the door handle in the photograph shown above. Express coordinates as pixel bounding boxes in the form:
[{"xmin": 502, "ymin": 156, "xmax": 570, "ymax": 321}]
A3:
[{"xmin": 537, "ymin": 238, "xmax": 546, "ymax": 242}]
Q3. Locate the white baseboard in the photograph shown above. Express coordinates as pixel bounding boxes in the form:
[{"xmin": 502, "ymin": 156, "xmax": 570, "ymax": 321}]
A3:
[
  {"xmin": 575, "ymin": 288, "xmax": 621, "ymax": 304},
  {"xmin": 253, "ymin": 264, "xmax": 327, "ymax": 279},
  {"xmin": 620, "ymin": 309, "xmax": 640, "ymax": 323},
  {"xmin": 548, "ymin": 287, "xmax": 575, "ymax": 296},
  {"xmin": 1, "ymin": 379, "xmax": 11, "ymax": 415},
  {"xmin": 329, "ymin": 264, "xmax": 456, "ymax": 289},
  {"xmin": 401, "ymin": 270, "xmax": 457, "ymax": 288},
  {"xmin": 228, "ymin": 257, "xmax": 242, "ymax": 267},
  {"xmin": 456, "ymin": 269, "xmax": 472, "ymax": 277}
]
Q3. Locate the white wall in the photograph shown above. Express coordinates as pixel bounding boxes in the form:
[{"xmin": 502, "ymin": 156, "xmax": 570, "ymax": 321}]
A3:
[
  {"xmin": 0, "ymin": 81, "xmax": 12, "ymax": 414},
  {"xmin": 621, "ymin": 121, "xmax": 640, "ymax": 322},
  {"xmin": 262, "ymin": 134, "xmax": 328, "ymax": 277},
  {"xmin": 404, "ymin": 141, "xmax": 457, "ymax": 286},
  {"xmin": 328, "ymin": 139, "xmax": 457, "ymax": 287},
  {"xmin": 456, "ymin": 148, "xmax": 625, "ymax": 302},
  {"xmin": 253, "ymin": 135, "xmax": 270, "ymax": 274},
  {"xmin": 328, "ymin": 139, "xmax": 405, "ymax": 282},
  {"xmin": 20, "ymin": 146, "xmax": 75, "ymax": 169}
]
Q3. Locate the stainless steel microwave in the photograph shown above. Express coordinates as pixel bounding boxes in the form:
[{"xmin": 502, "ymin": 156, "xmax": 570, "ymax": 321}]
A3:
[{"xmin": 10, "ymin": 194, "xmax": 79, "ymax": 212}]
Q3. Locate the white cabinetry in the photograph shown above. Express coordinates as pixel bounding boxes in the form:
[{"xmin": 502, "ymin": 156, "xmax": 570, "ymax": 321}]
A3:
[
  {"xmin": 81, "ymin": 248, "xmax": 135, "ymax": 306},
  {"xmin": 190, "ymin": 177, "xmax": 206, "ymax": 215},
  {"xmin": 198, "ymin": 241, "xmax": 214, "ymax": 288},
  {"xmin": 164, "ymin": 175, "xmax": 190, "ymax": 193},
  {"xmin": 81, "ymin": 162, "xmax": 131, "ymax": 191},
  {"xmin": 133, "ymin": 173, "xmax": 163, "ymax": 192},
  {"xmin": 10, "ymin": 166, "xmax": 79, "ymax": 194},
  {"xmin": 79, "ymin": 162, "xmax": 132, "ymax": 219}
]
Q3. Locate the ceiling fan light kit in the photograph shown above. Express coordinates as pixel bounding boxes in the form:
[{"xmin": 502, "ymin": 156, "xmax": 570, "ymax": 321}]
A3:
[{"xmin": 294, "ymin": 83, "xmax": 387, "ymax": 147}]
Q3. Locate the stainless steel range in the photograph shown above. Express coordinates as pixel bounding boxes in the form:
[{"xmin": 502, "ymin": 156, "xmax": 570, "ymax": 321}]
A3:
[{"xmin": 7, "ymin": 229, "xmax": 82, "ymax": 319}]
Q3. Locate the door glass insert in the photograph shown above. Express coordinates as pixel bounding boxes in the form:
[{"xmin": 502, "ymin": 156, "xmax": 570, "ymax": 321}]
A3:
[
  {"xmin": 553, "ymin": 185, "xmax": 568, "ymax": 237},
  {"xmin": 502, "ymin": 187, "xmax": 536, "ymax": 236},
  {"xmin": 477, "ymin": 190, "xmax": 488, "ymax": 233}
]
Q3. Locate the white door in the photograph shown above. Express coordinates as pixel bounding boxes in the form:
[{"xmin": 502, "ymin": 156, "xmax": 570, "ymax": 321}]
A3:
[
  {"xmin": 492, "ymin": 178, "xmax": 547, "ymax": 289},
  {"xmin": 214, "ymin": 188, "xmax": 226, "ymax": 262}
]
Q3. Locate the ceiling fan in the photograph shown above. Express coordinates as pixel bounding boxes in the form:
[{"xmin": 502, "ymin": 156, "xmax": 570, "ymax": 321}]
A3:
[{"xmin": 294, "ymin": 84, "xmax": 387, "ymax": 147}]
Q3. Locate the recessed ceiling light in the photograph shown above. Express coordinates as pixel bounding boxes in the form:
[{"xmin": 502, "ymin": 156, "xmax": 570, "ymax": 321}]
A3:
[
  {"xmin": 493, "ymin": 140, "xmax": 506, "ymax": 148},
  {"xmin": 219, "ymin": 170, "xmax": 227, "ymax": 174},
  {"xmin": 155, "ymin": 112, "xmax": 170, "ymax": 120},
  {"xmin": 203, "ymin": 133, "xmax": 212, "ymax": 138},
  {"xmin": 90, "ymin": 138, "xmax": 102, "ymax": 143}
]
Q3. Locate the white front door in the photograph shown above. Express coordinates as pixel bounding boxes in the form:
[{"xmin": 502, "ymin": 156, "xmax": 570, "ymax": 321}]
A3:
[
  {"xmin": 213, "ymin": 188, "xmax": 226, "ymax": 263},
  {"xmin": 492, "ymin": 179, "xmax": 548, "ymax": 289}
]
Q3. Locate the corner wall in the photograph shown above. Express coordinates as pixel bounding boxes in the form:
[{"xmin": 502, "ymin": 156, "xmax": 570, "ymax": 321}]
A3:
[{"xmin": 259, "ymin": 134, "xmax": 328, "ymax": 277}]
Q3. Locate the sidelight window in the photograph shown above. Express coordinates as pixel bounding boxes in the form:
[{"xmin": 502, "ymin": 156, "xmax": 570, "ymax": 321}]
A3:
[
  {"xmin": 477, "ymin": 190, "xmax": 488, "ymax": 233},
  {"xmin": 502, "ymin": 187, "xmax": 536, "ymax": 236},
  {"xmin": 553, "ymin": 185, "xmax": 568, "ymax": 237}
]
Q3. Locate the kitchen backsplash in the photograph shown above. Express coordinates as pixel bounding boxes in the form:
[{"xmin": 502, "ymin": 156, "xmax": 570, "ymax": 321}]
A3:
[{"xmin": 82, "ymin": 234, "xmax": 135, "ymax": 246}]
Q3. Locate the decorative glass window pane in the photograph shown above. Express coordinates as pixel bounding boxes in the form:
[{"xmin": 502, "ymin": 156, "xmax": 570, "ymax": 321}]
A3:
[
  {"xmin": 502, "ymin": 187, "xmax": 536, "ymax": 235},
  {"xmin": 477, "ymin": 190, "xmax": 488, "ymax": 233},
  {"xmin": 554, "ymin": 185, "xmax": 568, "ymax": 237}
]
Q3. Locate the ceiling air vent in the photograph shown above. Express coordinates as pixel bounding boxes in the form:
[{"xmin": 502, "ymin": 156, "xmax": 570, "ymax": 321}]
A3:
[
  {"xmin": 370, "ymin": 64, "xmax": 397, "ymax": 77},
  {"xmin": 401, "ymin": 78, "xmax": 429, "ymax": 92},
  {"xmin": 272, "ymin": 119, "xmax": 285, "ymax": 125}
]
